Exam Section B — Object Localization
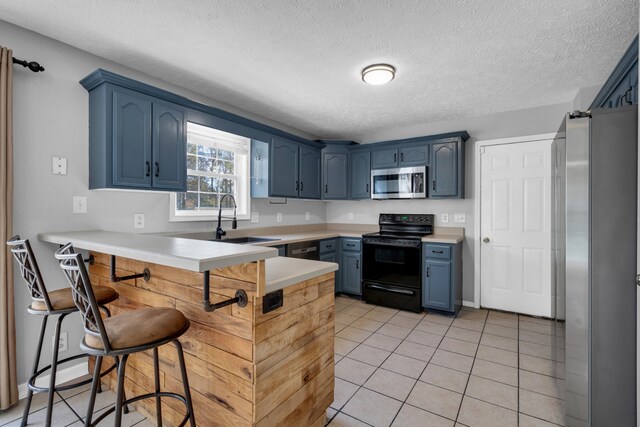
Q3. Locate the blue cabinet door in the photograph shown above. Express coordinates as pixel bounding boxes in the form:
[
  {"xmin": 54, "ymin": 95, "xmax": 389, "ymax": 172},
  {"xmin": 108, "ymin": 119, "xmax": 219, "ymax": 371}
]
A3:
[
  {"xmin": 112, "ymin": 90, "xmax": 152, "ymax": 188},
  {"xmin": 341, "ymin": 251, "xmax": 362, "ymax": 295},
  {"xmin": 299, "ymin": 145, "xmax": 321, "ymax": 199},
  {"xmin": 400, "ymin": 145, "xmax": 428, "ymax": 166},
  {"xmin": 270, "ymin": 137, "xmax": 299, "ymax": 197},
  {"xmin": 430, "ymin": 141, "xmax": 458, "ymax": 197},
  {"xmin": 350, "ymin": 150, "xmax": 371, "ymax": 199},
  {"xmin": 320, "ymin": 251, "xmax": 340, "ymax": 292},
  {"xmin": 151, "ymin": 101, "xmax": 186, "ymax": 190},
  {"xmin": 323, "ymin": 152, "xmax": 348, "ymax": 199},
  {"xmin": 424, "ymin": 259, "xmax": 452, "ymax": 311},
  {"xmin": 371, "ymin": 148, "xmax": 399, "ymax": 169}
]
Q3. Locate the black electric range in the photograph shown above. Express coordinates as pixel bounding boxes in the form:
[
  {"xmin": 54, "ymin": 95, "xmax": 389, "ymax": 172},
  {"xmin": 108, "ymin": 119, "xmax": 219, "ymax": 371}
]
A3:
[{"xmin": 362, "ymin": 213, "xmax": 434, "ymax": 312}]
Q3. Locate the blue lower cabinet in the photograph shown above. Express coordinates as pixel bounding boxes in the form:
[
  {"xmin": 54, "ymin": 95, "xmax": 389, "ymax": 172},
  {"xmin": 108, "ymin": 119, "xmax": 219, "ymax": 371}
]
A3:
[
  {"xmin": 274, "ymin": 245, "xmax": 286, "ymax": 257},
  {"xmin": 320, "ymin": 251, "xmax": 340, "ymax": 292},
  {"xmin": 424, "ymin": 259, "xmax": 452, "ymax": 311},
  {"xmin": 423, "ymin": 242, "xmax": 462, "ymax": 314},
  {"xmin": 341, "ymin": 251, "xmax": 361, "ymax": 295}
]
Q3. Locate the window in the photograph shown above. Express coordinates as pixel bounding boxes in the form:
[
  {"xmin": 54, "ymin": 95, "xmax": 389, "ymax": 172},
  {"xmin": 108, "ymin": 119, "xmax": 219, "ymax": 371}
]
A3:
[{"xmin": 170, "ymin": 122, "xmax": 250, "ymax": 221}]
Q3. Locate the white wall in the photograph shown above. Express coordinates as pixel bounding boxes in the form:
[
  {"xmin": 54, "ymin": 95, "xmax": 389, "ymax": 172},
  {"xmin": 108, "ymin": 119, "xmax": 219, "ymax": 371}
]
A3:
[
  {"xmin": 1, "ymin": 20, "xmax": 325, "ymax": 384},
  {"xmin": 327, "ymin": 102, "xmax": 573, "ymax": 303}
]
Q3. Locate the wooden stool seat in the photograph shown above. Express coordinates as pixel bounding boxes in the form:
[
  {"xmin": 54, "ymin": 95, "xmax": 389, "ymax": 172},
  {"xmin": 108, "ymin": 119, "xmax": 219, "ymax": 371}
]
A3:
[
  {"xmin": 30, "ymin": 286, "xmax": 118, "ymax": 312},
  {"xmin": 84, "ymin": 307, "xmax": 188, "ymax": 351}
]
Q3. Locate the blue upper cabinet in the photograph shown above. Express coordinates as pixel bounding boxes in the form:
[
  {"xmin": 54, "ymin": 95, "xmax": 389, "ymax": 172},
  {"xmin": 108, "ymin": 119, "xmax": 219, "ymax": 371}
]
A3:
[
  {"xmin": 429, "ymin": 140, "xmax": 464, "ymax": 198},
  {"xmin": 371, "ymin": 147, "xmax": 399, "ymax": 169},
  {"xmin": 152, "ymin": 101, "xmax": 186, "ymax": 190},
  {"xmin": 323, "ymin": 152, "xmax": 348, "ymax": 199},
  {"xmin": 350, "ymin": 150, "xmax": 371, "ymax": 199},
  {"xmin": 399, "ymin": 145, "xmax": 429, "ymax": 166},
  {"xmin": 89, "ymin": 85, "xmax": 187, "ymax": 191},
  {"xmin": 266, "ymin": 136, "xmax": 321, "ymax": 199},
  {"xmin": 270, "ymin": 137, "xmax": 300, "ymax": 197},
  {"xmin": 371, "ymin": 144, "xmax": 429, "ymax": 169},
  {"xmin": 591, "ymin": 35, "xmax": 638, "ymax": 109},
  {"xmin": 299, "ymin": 145, "xmax": 321, "ymax": 199},
  {"xmin": 112, "ymin": 90, "xmax": 152, "ymax": 188}
]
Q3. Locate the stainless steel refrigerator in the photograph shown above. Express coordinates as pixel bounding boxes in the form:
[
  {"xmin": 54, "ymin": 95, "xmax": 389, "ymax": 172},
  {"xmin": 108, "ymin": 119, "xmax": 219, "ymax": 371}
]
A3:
[{"xmin": 555, "ymin": 105, "xmax": 637, "ymax": 426}]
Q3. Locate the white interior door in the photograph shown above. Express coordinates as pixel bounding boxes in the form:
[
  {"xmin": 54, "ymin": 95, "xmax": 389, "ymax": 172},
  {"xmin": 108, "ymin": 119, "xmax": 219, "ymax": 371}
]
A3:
[{"xmin": 480, "ymin": 139, "xmax": 553, "ymax": 317}]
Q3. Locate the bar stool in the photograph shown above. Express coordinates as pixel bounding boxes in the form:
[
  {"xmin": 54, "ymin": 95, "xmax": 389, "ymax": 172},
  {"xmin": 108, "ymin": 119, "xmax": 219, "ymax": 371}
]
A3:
[
  {"xmin": 55, "ymin": 243, "xmax": 196, "ymax": 427},
  {"xmin": 6, "ymin": 236, "xmax": 120, "ymax": 427}
]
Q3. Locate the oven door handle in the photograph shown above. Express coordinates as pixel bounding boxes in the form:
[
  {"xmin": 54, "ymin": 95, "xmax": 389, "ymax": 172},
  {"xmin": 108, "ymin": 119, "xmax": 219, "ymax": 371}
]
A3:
[{"xmin": 366, "ymin": 284, "xmax": 416, "ymax": 296}]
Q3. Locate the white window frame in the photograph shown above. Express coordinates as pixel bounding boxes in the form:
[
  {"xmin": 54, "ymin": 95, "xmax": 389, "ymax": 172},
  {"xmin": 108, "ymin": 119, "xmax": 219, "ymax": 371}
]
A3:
[{"xmin": 170, "ymin": 122, "xmax": 251, "ymax": 222}]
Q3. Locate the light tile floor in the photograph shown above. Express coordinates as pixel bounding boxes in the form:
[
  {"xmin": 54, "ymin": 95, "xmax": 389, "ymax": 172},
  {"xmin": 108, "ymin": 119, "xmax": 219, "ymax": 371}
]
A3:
[
  {"xmin": 0, "ymin": 375, "xmax": 150, "ymax": 427},
  {"xmin": 1, "ymin": 295, "xmax": 565, "ymax": 427},
  {"xmin": 327, "ymin": 295, "xmax": 565, "ymax": 427}
]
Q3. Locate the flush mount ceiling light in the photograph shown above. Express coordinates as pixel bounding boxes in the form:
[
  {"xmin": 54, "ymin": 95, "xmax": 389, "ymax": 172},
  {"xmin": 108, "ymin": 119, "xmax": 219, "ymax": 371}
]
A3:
[{"xmin": 361, "ymin": 64, "xmax": 396, "ymax": 85}]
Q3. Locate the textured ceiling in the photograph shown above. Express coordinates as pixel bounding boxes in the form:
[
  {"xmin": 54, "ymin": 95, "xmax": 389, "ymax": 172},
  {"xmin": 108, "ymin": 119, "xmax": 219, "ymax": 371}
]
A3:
[{"xmin": 0, "ymin": 0, "xmax": 637, "ymax": 140}]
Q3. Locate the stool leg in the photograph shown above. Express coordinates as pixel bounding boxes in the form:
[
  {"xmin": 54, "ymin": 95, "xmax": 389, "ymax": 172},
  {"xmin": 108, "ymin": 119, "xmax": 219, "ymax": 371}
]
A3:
[
  {"xmin": 114, "ymin": 354, "xmax": 129, "ymax": 427},
  {"xmin": 95, "ymin": 306, "xmax": 111, "ymax": 395},
  {"xmin": 21, "ymin": 315, "xmax": 48, "ymax": 427},
  {"xmin": 45, "ymin": 313, "xmax": 67, "ymax": 427},
  {"xmin": 153, "ymin": 348, "xmax": 162, "ymax": 427},
  {"xmin": 113, "ymin": 356, "xmax": 129, "ymax": 414},
  {"xmin": 174, "ymin": 340, "xmax": 195, "ymax": 427},
  {"xmin": 84, "ymin": 356, "xmax": 102, "ymax": 427}
]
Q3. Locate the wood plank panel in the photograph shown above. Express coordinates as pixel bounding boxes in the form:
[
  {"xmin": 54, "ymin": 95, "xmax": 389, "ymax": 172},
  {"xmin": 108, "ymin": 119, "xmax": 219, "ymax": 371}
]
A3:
[{"xmin": 89, "ymin": 252, "xmax": 334, "ymax": 427}]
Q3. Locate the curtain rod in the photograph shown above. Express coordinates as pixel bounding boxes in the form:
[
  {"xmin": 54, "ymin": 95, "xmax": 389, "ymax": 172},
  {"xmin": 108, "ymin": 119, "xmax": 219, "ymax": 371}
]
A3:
[{"xmin": 12, "ymin": 57, "xmax": 45, "ymax": 73}]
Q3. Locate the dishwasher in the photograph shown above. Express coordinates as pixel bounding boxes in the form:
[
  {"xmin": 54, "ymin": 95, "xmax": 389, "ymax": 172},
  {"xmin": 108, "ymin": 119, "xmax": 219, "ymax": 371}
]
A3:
[{"xmin": 286, "ymin": 240, "xmax": 320, "ymax": 260}]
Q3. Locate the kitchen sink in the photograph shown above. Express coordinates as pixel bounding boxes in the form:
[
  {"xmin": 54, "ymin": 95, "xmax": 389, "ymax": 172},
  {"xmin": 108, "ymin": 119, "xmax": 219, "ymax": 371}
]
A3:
[{"xmin": 216, "ymin": 237, "xmax": 281, "ymax": 244}]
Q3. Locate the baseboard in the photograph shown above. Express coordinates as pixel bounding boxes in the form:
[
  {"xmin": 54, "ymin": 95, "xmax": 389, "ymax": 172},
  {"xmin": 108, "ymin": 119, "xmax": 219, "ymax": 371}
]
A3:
[
  {"xmin": 18, "ymin": 361, "xmax": 88, "ymax": 400},
  {"xmin": 462, "ymin": 300, "xmax": 475, "ymax": 308}
]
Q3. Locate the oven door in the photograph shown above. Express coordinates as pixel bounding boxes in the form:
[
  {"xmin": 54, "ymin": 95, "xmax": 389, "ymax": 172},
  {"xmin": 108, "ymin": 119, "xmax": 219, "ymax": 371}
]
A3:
[
  {"xmin": 371, "ymin": 166, "xmax": 426, "ymax": 199},
  {"xmin": 362, "ymin": 238, "xmax": 422, "ymax": 311}
]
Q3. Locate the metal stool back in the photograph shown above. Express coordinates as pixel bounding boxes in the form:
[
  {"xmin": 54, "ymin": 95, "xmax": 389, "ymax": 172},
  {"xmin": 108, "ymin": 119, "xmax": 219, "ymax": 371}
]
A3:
[
  {"xmin": 56, "ymin": 243, "xmax": 195, "ymax": 427},
  {"xmin": 7, "ymin": 236, "xmax": 119, "ymax": 427}
]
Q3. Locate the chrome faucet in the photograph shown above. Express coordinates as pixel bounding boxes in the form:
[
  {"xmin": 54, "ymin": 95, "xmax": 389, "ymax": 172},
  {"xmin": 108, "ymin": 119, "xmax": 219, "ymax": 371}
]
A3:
[{"xmin": 215, "ymin": 194, "xmax": 238, "ymax": 240}]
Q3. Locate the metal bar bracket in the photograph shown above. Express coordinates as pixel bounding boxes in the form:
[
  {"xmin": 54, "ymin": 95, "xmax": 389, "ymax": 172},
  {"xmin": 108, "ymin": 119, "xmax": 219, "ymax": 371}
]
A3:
[
  {"xmin": 109, "ymin": 255, "xmax": 150, "ymax": 282},
  {"xmin": 202, "ymin": 271, "xmax": 248, "ymax": 312}
]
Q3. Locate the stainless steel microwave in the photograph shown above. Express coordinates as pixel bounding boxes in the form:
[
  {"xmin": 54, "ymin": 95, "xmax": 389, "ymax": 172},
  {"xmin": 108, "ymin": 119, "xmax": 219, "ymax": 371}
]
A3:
[{"xmin": 371, "ymin": 166, "xmax": 426, "ymax": 199}]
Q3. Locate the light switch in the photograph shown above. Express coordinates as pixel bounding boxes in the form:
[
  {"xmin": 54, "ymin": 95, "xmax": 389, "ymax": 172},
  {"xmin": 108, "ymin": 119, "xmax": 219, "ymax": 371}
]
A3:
[
  {"xmin": 250, "ymin": 212, "xmax": 259, "ymax": 223},
  {"xmin": 52, "ymin": 156, "xmax": 67, "ymax": 175},
  {"xmin": 454, "ymin": 213, "xmax": 466, "ymax": 223},
  {"xmin": 72, "ymin": 196, "xmax": 87, "ymax": 214},
  {"xmin": 276, "ymin": 212, "xmax": 283, "ymax": 222},
  {"xmin": 305, "ymin": 212, "xmax": 310, "ymax": 221}
]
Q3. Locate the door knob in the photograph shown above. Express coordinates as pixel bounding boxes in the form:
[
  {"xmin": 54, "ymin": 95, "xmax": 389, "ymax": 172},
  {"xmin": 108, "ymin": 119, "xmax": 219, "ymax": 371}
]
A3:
[{"xmin": 482, "ymin": 237, "xmax": 490, "ymax": 243}]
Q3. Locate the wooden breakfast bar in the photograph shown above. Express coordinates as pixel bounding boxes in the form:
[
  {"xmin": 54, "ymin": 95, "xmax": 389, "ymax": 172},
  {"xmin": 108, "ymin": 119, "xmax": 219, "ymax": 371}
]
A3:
[{"xmin": 39, "ymin": 231, "xmax": 337, "ymax": 427}]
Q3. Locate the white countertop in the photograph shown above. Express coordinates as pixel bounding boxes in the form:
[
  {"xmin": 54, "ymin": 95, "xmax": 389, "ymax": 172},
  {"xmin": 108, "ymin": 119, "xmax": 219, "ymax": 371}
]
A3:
[
  {"xmin": 38, "ymin": 230, "xmax": 278, "ymax": 272},
  {"xmin": 265, "ymin": 257, "xmax": 338, "ymax": 292}
]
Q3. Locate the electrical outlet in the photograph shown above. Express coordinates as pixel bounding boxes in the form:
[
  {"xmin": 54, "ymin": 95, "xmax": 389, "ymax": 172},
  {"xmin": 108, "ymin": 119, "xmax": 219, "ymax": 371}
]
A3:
[
  {"xmin": 72, "ymin": 196, "xmax": 87, "ymax": 214},
  {"xmin": 348, "ymin": 212, "xmax": 354, "ymax": 220},
  {"xmin": 276, "ymin": 212, "xmax": 283, "ymax": 222},
  {"xmin": 442, "ymin": 213, "xmax": 449, "ymax": 223},
  {"xmin": 305, "ymin": 212, "xmax": 310, "ymax": 221},
  {"xmin": 53, "ymin": 332, "xmax": 68, "ymax": 353},
  {"xmin": 454, "ymin": 213, "xmax": 466, "ymax": 223},
  {"xmin": 250, "ymin": 212, "xmax": 259, "ymax": 223},
  {"xmin": 52, "ymin": 156, "xmax": 67, "ymax": 175},
  {"xmin": 133, "ymin": 213, "xmax": 145, "ymax": 229}
]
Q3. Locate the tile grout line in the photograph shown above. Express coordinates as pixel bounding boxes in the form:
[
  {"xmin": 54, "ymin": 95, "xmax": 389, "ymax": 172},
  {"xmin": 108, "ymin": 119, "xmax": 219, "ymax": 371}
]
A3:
[{"xmin": 452, "ymin": 310, "xmax": 488, "ymax": 424}]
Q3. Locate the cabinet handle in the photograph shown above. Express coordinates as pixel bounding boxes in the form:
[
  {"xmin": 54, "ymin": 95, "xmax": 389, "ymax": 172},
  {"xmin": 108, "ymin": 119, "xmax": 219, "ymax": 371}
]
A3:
[
  {"xmin": 347, "ymin": 244, "xmax": 355, "ymax": 247},
  {"xmin": 145, "ymin": 161, "xmax": 150, "ymax": 177},
  {"xmin": 300, "ymin": 181, "xmax": 304, "ymax": 191},
  {"xmin": 432, "ymin": 250, "xmax": 444, "ymax": 254},
  {"xmin": 325, "ymin": 184, "xmax": 328, "ymax": 193},
  {"xmin": 432, "ymin": 181, "xmax": 436, "ymax": 191},
  {"xmin": 154, "ymin": 161, "xmax": 160, "ymax": 177},
  {"xmin": 296, "ymin": 181, "xmax": 299, "ymax": 191},
  {"xmin": 356, "ymin": 260, "xmax": 359, "ymax": 269},
  {"xmin": 426, "ymin": 267, "xmax": 430, "ymax": 277},
  {"xmin": 401, "ymin": 152, "xmax": 404, "ymax": 161},
  {"xmin": 394, "ymin": 153, "xmax": 397, "ymax": 163},
  {"xmin": 366, "ymin": 183, "xmax": 369, "ymax": 193}
]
